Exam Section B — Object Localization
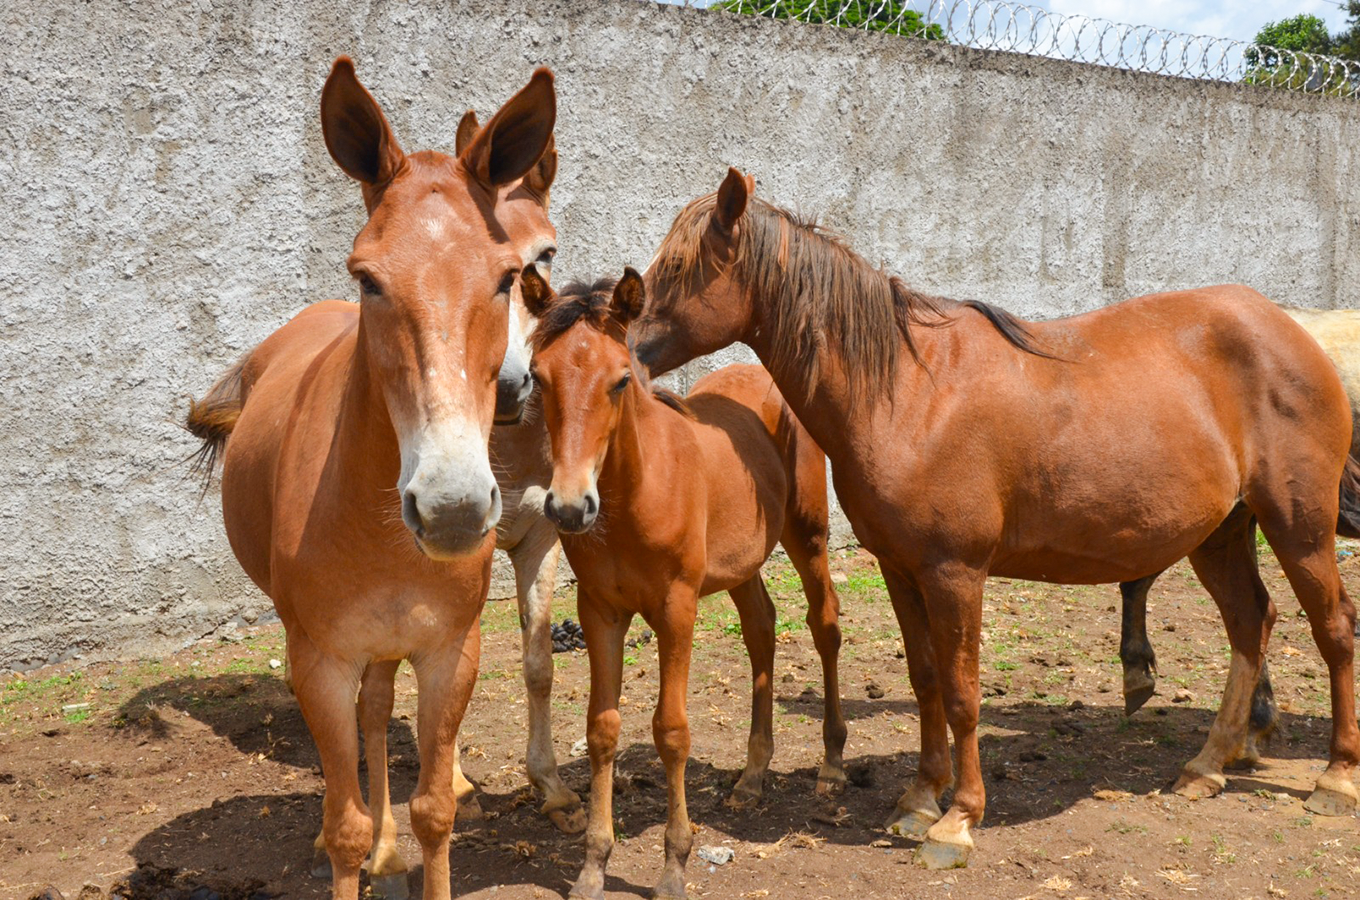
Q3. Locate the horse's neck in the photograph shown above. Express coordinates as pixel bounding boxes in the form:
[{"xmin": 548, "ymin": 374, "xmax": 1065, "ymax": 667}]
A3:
[
  {"xmin": 598, "ymin": 382, "xmax": 663, "ymax": 500},
  {"xmin": 330, "ymin": 325, "xmax": 402, "ymax": 496}
]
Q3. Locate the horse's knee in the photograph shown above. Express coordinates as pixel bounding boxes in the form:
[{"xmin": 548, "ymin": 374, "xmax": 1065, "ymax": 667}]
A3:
[
  {"xmin": 324, "ymin": 802, "xmax": 373, "ymax": 870},
  {"xmin": 409, "ymin": 791, "xmax": 456, "ymax": 850},
  {"xmin": 652, "ymin": 718, "xmax": 691, "ymax": 763}
]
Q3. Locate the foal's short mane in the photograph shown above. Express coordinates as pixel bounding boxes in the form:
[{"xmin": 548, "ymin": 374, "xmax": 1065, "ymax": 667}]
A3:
[
  {"xmin": 532, "ymin": 276, "xmax": 694, "ymax": 417},
  {"xmin": 648, "ymin": 192, "xmax": 1050, "ymax": 404}
]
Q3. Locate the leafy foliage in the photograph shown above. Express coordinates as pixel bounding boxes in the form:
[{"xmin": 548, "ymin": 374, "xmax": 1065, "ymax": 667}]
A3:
[
  {"xmin": 1244, "ymin": 11, "xmax": 1359, "ymax": 94},
  {"xmin": 717, "ymin": 1, "xmax": 947, "ymax": 40}
]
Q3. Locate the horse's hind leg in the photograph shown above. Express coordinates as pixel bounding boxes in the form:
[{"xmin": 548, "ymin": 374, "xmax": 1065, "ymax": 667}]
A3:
[
  {"xmin": 780, "ymin": 488, "xmax": 847, "ymax": 796},
  {"xmin": 727, "ymin": 575, "xmax": 777, "ymax": 807},
  {"xmin": 1240, "ymin": 660, "xmax": 1279, "ymax": 766},
  {"xmin": 510, "ymin": 527, "xmax": 584, "ymax": 832},
  {"xmin": 1119, "ymin": 573, "xmax": 1162, "ymax": 715},
  {"xmin": 881, "ymin": 568, "xmax": 953, "ymax": 840},
  {"xmin": 1174, "ymin": 507, "xmax": 1275, "ymax": 800},
  {"xmin": 1256, "ymin": 512, "xmax": 1359, "ymax": 815}
]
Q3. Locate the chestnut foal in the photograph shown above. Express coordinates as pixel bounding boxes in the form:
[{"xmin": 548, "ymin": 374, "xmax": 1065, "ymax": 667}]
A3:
[
  {"xmin": 187, "ymin": 59, "xmax": 555, "ymax": 900},
  {"xmin": 521, "ymin": 271, "xmax": 846, "ymax": 900}
]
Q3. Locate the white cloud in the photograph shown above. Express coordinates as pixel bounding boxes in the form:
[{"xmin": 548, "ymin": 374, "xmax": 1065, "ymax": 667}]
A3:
[{"xmin": 1043, "ymin": 0, "xmax": 1350, "ymax": 45}]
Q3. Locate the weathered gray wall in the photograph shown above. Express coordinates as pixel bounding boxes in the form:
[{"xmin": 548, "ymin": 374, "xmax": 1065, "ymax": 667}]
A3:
[{"xmin": 2, "ymin": 0, "xmax": 1358, "ymax": 669}]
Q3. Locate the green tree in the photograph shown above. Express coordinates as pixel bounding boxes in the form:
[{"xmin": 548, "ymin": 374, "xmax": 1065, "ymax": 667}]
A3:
[
  {"xmin": 717, "ymin": 1, "xmax": 947, "ymax": 40},
  {"xmin": 1332, "ymin": 1, "xmax": 1360, "ymax": 61},
  {"xmin": 1244, "ymin": 13, "xmax": 1353, "ymax": 93}
]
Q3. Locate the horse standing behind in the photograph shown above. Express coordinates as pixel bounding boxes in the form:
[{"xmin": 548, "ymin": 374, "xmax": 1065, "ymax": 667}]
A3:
[
  {"xmin": 186, "ymin": 58, "xmax": 556, "ymax": 900},
  {"xmin": 522, "ymin": 271, "xmax": 847, "ymax": 900},
  {"xmin": 631, "ymin": 168, "xmax": 1358, "ymax": 869},
  {"xmin": 1118, "ymin": 306, "xmax": 1360, "ymax": 738}
]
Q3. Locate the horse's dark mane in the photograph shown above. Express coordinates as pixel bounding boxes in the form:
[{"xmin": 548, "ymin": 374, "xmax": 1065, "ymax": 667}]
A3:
[
  {"xmin": 648, "ymin": 192, "xmax": 1051, "ymax": 404},
  {"xmin": 531, "ymin": 276, "xmax": 694, "ymax": 418}
]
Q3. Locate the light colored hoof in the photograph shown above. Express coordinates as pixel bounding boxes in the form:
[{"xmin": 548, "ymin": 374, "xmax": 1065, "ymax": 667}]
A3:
[
  {"xmin": 915, "ymin": 834, "xmax": 973, "ymax": 870},
  {"xmin": 725, "ymin": 783, "xmax": 763, "ymax": 809},
  {"xmin": 885, "ymin": 808, "xmax": 939, "ymax": 838},
  {"xmin": 1172, "ymin": 768, "xmax": 1226, "ymax": 800},
  {"xmin": 1304, "ymin": 773, "xmax": 1359, "ymax": 817},
  {"xmin": 568, "ymin": 884, "xmax": 604, "ymax": 900},
  {"xmin": 815, "ymin": 775, "xmax": 847, "ymax": 797},
  {"xmin": 455, "ymin": 792, "xmax": 484, "ymax": 822},
  {"xmin": 369, "ymin": 871, "xmax": 410, "ymax": 900},
  {"xmin": 311, "ymin": 848, "xmax": 331, "ymax": 879},
  {"xmin": 546, "ymin": 803, "xmax": 587, "ymax": 834}
]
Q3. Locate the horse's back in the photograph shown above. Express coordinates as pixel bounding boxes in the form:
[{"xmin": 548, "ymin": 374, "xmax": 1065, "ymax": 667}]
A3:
[{"xmin": 221, "ymin": 299, "xmax": 361, "ymax": 596}]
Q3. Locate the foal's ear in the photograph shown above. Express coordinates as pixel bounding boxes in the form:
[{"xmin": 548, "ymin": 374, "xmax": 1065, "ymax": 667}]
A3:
[
  {"xmin": 520, "ymin": 263, "xmax": 554, "ymax": 318},
  {"xmin": 460, "ymin": 68, "xmax": 557, "ymax": 189},
  {"xmin": 525, "ymin": 133, "xmax": 558, "ymax": 207},
  {"xmin": 714, "ymin": 166, "xmax": 751, "ymax": 233},
  {"xmin": 320, "ymin": 57, "xmax": 406, "ymax": 189},
  {"xmin": 612, "ymin": 267, "xmax": 646, "ymax": 323},
  {"xmin": 455, "ymin": 110, "xmax": 480, "ymax": 156}
]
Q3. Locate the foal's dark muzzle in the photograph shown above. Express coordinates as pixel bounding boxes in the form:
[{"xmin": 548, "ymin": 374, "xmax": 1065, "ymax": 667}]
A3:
[
  {"xmin": 544, "ymin": 488, "xmax": 599, "ymax": 534},
  {"xmin": 494, "ymin": 371, "xmax": 533, "ymax": 425}
]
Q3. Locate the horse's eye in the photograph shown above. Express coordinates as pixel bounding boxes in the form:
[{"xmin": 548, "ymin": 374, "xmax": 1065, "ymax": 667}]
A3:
[
  {"xmin": 497, "ymin": 270, "xmax": 517, "ymax": 296},
  {"xmin": 610, "ymin": 373, "xmax": 631, "ymax": 396},
  {"xmin": 536, "ymin": 248, "xmax": 556, "ymax": 269},
  {"xmin": 357, "ymin": 273, "xmax": 380, "ymax": 297}
]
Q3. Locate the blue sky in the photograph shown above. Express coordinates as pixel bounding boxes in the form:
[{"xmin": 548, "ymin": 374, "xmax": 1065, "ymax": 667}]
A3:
[{"xmin": 665, "ymin": 1, "xmax": 1354, "ymax": 46}]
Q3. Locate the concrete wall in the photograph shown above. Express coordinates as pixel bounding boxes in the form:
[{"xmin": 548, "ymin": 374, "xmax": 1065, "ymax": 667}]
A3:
[{"xmin": 2, "ymin": 0, "xmax": 1358, "ymax": 669}]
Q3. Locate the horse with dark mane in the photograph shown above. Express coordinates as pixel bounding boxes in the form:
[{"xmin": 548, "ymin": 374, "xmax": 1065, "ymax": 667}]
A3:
[
  {"xmin": 631, "ymin": 168, "xmax": 1359, "ymax": 869},
  {"xmin": 522, "ymin": 269, "xmax": 846, "ymax": 900}
]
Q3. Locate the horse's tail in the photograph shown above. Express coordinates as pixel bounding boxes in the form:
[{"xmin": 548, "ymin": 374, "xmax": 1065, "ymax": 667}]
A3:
[
  {"xmin": 1338, "ymin": 451, "xmax": 1360, "ymax": 540},
  {"xmin": 184, "ymin": 356, "xmax": 247, "ymax": 497}
]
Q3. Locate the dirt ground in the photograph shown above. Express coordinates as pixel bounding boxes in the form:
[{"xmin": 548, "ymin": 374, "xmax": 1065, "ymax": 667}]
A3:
[{"xmin": 3, "ymin": 543, "xmax": 1360, "ymax": 900}]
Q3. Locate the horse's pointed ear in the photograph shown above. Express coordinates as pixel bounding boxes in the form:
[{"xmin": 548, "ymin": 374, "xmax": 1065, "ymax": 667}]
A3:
[
  {"xmin": 520, "ymin": 262, "xmax": 554, "ymax": 318},
  {"xmin": 715, "ymin": 166, "xmax": 750, "ymax": 233},
  {"xmin": 613, "ymin": 267, "xmax": 646, "ymax": 323},
  {"xmin": 320, "ymin": 57, "xmax": 405, "ymax": 189},
  {"xmin": 455, "ymin": 110, "xmax": 480, "ymax": 156},
  {"xmin": 525, "ymin": 133, "xmax": 557, "ymax": 207},
  {"xmin": 460, "ymin": 67, "xmax": 557, "ymax": 189}
]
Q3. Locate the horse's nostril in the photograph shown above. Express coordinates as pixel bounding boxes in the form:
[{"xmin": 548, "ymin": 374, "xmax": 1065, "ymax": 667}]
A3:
[
  {"xmin": 520, "ymin": 371, "xmax": 532, "ymax": 389},
  {"xmin": 583, "ymin": 493, "xmax": 598, "ymax": 517},
  {"xmin": 402, "ymin": 490, "xmax": 424, "ymax": 534}
]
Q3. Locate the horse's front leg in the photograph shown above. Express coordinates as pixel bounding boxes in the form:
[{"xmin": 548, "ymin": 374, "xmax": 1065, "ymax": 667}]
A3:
[
  {"xmin": 409, "ymin": 621, "xmax": 482, "ymax": 900},
  {"xmin": 648, "ymin": 591, "xmax": 699, "ymax": 900},
  {"xmin": 289, "ymin": 636, "xmax": 370, "ymax": 900},
  {"xmin": 912, "ymin": 564, "xmax": 989, "ymax": 870},
  {"xmin": 569, "ymin": 593, "xmax": 630, "ymax": 900},
  {"xmin": 509, "ymin": 524, "xmax": 584, "ymax": 832}
]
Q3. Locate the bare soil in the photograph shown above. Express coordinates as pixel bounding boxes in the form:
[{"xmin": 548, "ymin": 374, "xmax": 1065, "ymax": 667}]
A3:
[{"xmin": 3, "ymin": 544, "xmax": 1359, "ymax": 900}]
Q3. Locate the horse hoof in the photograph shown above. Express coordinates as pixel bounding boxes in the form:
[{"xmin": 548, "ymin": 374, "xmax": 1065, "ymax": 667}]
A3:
[
  {"xmin": 311, "ymin": 849, "xmax": 332, "ymax": 879},
  {"xmin": 915, "ymin": 835, "xmax": 973, "ymax": 870},
  {"xmin": 1172, "ymin": 769, "xmax": 1225, "ymax": 800},
  {"xmin": 1304, "ymin": 774, "xmax": 1359, "ymax": 817},
  {"xmin": 369, "ymin": 872, "xmax": 410, "ymax": 900},
  {"xmin": 547, "ymin": 803, "xmax": 587, "ymax": 834},
  {"xmin": 725, "ymin": 785, "xmax": 762, "ymax": 809},
  {"xmin": 885, "ymin": 809, "xmax": 939, "ymax": 838},
  {"xmin": 815, "ymin": 775, "xmax": 846, "ymax": 797},
  {"xmin": 568, "ymin": 883, "xmax": 605, "ymax": 900},
  {"xmin": 1123, "ymin": 683, "xmax": 1155, "ymax": 716},
  {"xmin": 456, "ymin": 793, "xmax": 485, "ymax": 822}
]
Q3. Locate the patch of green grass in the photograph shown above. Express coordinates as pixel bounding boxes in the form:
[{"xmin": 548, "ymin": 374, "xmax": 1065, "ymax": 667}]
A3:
[
  {"xmin": 993, "ymin": 660, "xmax": 1019, "ymax": 672},
  {"xmin": 1107, "ymin": 820, "xmax": 1147, "ymax": 835}
]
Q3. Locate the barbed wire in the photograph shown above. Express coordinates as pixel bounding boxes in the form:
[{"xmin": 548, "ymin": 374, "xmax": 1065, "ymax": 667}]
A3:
[{"xmin": 661, "ymin": 0, "xmax": 1360, "ymax": 99}]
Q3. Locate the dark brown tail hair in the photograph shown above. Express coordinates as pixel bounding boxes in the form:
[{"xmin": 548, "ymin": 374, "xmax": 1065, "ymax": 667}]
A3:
[
  {"xmin": 184, "ymin": 357, "xmax": 247, "ymax": 497},
  {"xmin": 1337, "ymin": 452, "xmax": 1360, "ymax": 539}
]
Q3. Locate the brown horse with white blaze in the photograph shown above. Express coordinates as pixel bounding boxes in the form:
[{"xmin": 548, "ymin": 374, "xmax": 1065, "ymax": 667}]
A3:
[
  {"xmin": 521, "ymin": 270, "xmax": 846, "ymax": 900},
  {"xmin": 631, "ymin": 167, "xmax": 1359, "ymax": 869},
  {"xmin": 185, "ymin": 58, "xmax": 556, "ymax": 900}
]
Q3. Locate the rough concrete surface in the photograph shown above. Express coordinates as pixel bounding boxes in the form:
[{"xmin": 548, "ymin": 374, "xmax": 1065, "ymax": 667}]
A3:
[{"xmin": 1, "ymin": 0, "xmax": 1357, "ymax": 669}]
